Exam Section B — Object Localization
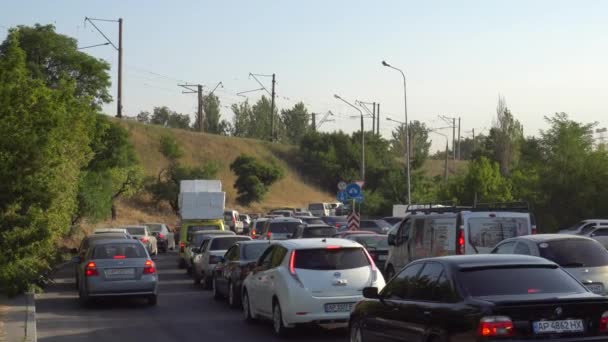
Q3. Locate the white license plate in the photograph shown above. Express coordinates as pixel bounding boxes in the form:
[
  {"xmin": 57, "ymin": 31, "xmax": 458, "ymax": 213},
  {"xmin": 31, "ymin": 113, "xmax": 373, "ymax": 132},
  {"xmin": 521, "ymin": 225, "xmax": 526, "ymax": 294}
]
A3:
[
  {"xmin": 533, "ymin": 319, "xmax": 584, "ymax": 334},
  {"xmin": 105, "ymin": 268, "xmax": 135, "ymax": 277},
  {"xmin": 324, "ymin": 303, "xmax": 354, "ymax": 313},
  {"xmin": 378, "ymin": 255, "xmax": 387, "ymax": 261},
  {"xmin": 586, "ymin": 284, "xmax": 604, "ymax": 294}
]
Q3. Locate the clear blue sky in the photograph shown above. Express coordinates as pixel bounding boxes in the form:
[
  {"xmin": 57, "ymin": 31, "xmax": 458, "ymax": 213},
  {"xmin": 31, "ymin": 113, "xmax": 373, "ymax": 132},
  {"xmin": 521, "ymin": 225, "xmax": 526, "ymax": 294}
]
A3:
[{"xmin": 2, "ymin": 0, "xmax": 607, "ymax": 151}]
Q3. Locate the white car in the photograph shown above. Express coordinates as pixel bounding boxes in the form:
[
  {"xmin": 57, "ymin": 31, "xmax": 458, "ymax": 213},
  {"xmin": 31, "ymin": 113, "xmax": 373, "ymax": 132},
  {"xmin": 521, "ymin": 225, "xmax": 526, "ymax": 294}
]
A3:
[
  {"xmin": 241, "ymin": 238, "xmax": 385, "ymax": 336},
  {"xmin": 193, "ymin": 235, "xmax": 251, "ymax": 288}
]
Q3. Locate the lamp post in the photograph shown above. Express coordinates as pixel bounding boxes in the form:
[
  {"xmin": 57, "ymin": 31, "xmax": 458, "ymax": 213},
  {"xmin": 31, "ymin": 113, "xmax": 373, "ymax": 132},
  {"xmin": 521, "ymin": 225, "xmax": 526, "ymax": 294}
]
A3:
[
  {"xmin": 382, "ymin": 60, "xmax": 411, "ymax": 205},
  {"xmin": 335, "ymin": 94, "xmax": 365, "ymax": 182}
]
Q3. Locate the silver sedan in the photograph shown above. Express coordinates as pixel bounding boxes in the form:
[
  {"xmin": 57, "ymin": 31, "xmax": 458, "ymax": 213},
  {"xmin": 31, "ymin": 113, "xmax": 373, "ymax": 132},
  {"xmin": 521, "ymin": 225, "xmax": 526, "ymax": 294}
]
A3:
[{"xmin": 73, "ymin": 239, "xmax": 158, "ymax": 306}]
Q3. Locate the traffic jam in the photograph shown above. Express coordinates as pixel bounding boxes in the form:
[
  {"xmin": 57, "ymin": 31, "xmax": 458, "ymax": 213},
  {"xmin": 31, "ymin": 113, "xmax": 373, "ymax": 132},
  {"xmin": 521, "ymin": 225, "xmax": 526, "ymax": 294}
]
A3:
[{"xmin": 71, "ymin": 180, "xmax": 608, "ymax": 341}]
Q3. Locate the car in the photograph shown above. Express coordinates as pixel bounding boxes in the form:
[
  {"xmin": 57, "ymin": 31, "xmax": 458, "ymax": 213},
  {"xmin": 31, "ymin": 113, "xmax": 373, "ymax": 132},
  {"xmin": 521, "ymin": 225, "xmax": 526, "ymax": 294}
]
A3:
[
  {"xmin": 308, "ymin": 202, "xmax": 332, "ymax": 217},
  {"xmin": 211, "ymin": 240, "xmax": 272, "ymax": 307},
  {"xmin": 359, "ymin": 219, "xmax": 392, "ymax": 234},
  {"xmin": 72, "ymin": 232, "xmax": 132, "ymax": 289},
  {"xmin": 261, "ymin": 217, "xmax": 303, "ymax": 240},
  {"xmin": 122, "ymin": 225, "xmax": 158, "ymax": 256},
  {"xmin": 580, "ymin": 226, "xmax": 608, "ymax": 248},
  {"xmin": 290, "ymin": 224, "xmax": 337, "ymax": 239},
  {"xmin": 224, "ymin": 210, "xmax": 244, "ymax": 233},
  {"xmin": 343, "ymin": 234, "xmax": 389, "ymax": 274},
  {"xmin": 93, "ymin": 228, "xmax": 129, "ymax": 235},
  {"xmin": 269, "ymin": 209, "xmax": 293, "ymax": 217},
  {"xmin": 298, "ymin": 216, "xmax": 326, "ymax": 225},
  {"xmin": 350, "ymin": 254, "xmax": 608, "ymax": 342},
  {"xmin": 321, "ymin": 216, "xmax": 348, "ymax": 230},
  {"xmin": 559, "ymin": 219, "xmax": 608, "ymax": 235},
  {"xmin": 381, "ymin": 216, "xmax": 404, "ymax": 226},
  {"xmin": 178, "ymin": 219, "xmax": 224, "ymax": 268},
  {"xmin": 72, "ymin": 239, "xmax": 158, "ymax": 307},
  {"xmin": 184, "ymin": 230, "xmax": 236, "ymax": 274},
  {"xmin": 384, "ymin": 204, "xmax": 534, "ymax": 280},
  {"xmin": 242, "ymin": 238, "xmax": 385, "ymax": 336},
  {"xmin": 333, "ymin": 230, "xmax": 376, "ymax": 238},
  {"xmin": 193, "ymin": 235, "xmax": 252, "ymax": 288},
  {"xmin": 144, "ymin": 223, "xmax": 172, "ymax": 253},
  {"xmin": 492, "ymin": 234, "xmax": 608, "ymax": 295},
  {"xmin": 240, "ymin": 214, "xmax": 252, "ymax": 233},
  {"xmin": 294, "ymin": 210, "xmax": 313, "ymax": 217},
  {"xmin": 249, "ymin": 218, "xmax": 269, "ymax": 239}
]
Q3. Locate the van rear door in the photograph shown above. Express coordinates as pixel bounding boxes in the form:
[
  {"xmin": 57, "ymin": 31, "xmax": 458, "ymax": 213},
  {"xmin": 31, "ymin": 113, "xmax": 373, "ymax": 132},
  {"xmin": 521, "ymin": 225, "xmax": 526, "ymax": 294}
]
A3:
[{"xmin": 463, "ymin": 211, "xmax": 531, "ymax": 254}]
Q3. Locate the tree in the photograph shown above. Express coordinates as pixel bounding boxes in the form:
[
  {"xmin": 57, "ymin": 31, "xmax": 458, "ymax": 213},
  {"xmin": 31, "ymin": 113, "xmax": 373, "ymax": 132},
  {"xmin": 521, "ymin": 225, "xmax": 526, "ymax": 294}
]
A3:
[
  {"xmin": 149, "ymin": 106, "xmax": 190, "ymax": 129},
  {"xmin": 390, "ymin": 120, "xmax": 431, "ymax": 169},
  {"xmin": 231, "ymin": 101, "xmax": 253, "ymax": 137},
  {"xmin": 199, "ymin": 94, "xmax": 221, "ymax": 134},
  {"xmin": 218, "ymin": 119, "xmax": 233, "ymax": 136},
  {"xmin": 281, "ymin": 102, "xmax": 310, "ymax": 144},
  {"xmin": 230, "ymin": 155, "xmax": 284, "ymax": 204},
  {"xmin": 230, "ymin": 96, "xmax": 281, "ymax": 140},
  {"xmin": 136, "ymin": 111, "xmax": 150, "ymax": 124},
  {"xmin": 491, "ymin": 96, "xmax": 523, "ymax": 175},
  {"xmin": 0, "ymin": 24, "xmax": 112, "ymax": 108},
  {"xmin": 167, "ymin": 112, "xmax": 191, "ymax": 130}
]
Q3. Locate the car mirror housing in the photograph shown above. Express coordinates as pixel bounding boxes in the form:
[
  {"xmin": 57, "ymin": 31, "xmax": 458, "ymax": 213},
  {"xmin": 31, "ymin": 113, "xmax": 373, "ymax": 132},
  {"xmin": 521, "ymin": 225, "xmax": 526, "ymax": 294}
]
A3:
[{"xmin": 362, "ymin": 287, "xmax": 379, "ymax": 299}]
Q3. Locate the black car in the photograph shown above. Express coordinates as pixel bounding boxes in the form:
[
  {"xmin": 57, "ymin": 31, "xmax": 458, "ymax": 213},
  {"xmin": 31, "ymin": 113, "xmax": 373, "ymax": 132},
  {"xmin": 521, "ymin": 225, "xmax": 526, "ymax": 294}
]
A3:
[
  {"xmin": 211, "ymin": 240, "xmax": 271, "ymax": 307},
  {"xmin": 321, "ymin": 216, "xmax": 348, "ymax": 230},
  {"xmin": 382, "ymin": 216, "xmax": 404, "ymax": 226},
  {"xmin": 359, "ymin": 219, "xmax": 392, "ymax": 234},
  {"xmin": 343, "ymin": 234, "xmax": 389, "ymax": 272},
  {"xmin": 350, "ymin": 254, "xmax": 608, "ymax": 342},
  {"xmin": 290, "ymin": 224, "xmax": 337, "ymax": 239}
]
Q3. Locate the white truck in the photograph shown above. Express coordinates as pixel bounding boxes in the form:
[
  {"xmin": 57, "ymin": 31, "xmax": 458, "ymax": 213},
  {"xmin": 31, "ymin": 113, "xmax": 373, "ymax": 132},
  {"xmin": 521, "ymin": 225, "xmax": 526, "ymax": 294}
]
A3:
[{"xmin": 179, "ymin": 180, "xmax": 225, "ymax": 221}]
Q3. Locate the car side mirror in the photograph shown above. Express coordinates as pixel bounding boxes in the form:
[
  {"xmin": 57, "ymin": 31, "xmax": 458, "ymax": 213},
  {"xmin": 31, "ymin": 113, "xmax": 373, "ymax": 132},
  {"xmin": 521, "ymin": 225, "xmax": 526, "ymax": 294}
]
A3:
[
  {"xmin": 363, "ymin": 287, "xmax": 379, "ymax": 299},
  {"xmin": 71, "ymin": 256, "xmax": 81, "ymax": 264}
]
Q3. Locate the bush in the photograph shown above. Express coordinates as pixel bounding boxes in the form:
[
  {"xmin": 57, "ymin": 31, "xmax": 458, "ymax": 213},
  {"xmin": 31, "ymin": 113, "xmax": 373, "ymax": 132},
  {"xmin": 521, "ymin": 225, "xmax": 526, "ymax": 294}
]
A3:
[{"xmin": 230, "ymin": 154, "xmax": 284, "ymax": 204}]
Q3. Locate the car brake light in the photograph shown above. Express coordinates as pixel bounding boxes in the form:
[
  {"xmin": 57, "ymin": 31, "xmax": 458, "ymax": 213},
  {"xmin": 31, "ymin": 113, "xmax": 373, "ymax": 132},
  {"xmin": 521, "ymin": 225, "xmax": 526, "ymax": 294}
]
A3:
[
  {"xmin": 141, "ymin": 237, "xmax": 149, "ymax": 243},
  {"xmin": 326, "ymin": 245, "xmax": 341, "ymax": 249},
  {"xmin": 531, "ymin": 226, "xmax": 538, "ymax": 235},
  {"xmin": 288, "ymin": 250, "xmax": 304, "ymax": 287},
  {"xmin": 113, "ymin": 255, "xmax": 126, "ymax": 259},
  {"xmin": 267, "ymin": 231, "xmax": 272, "ymax": 239},
  {"xmin": 457, "ymin": 227, "xmax": 465, "ymax": 255},
  {"xmin": 180, "ymin": 241, "xmax": 185, "ymax": 253},
  {"xmin": 143, "ymin": 260, "xmax": 156, "ymax": 274},
  {"xmin": 85, "ymin": 262, "xmax": 98, "ymax": 277},
  {"xmin": 362, "ymin": 248, "xmax": 378, "ymax": 283},
  {"xmin": 600, "ymin": 311, "xmax": 608, "ymax": 332},
  {"xmin": 158, "ymin": 233, "xmax": 165, "ymax": 239},
  {"xmin": 478, "ymin": 316, "xmax": 514, "ymax": 337}
]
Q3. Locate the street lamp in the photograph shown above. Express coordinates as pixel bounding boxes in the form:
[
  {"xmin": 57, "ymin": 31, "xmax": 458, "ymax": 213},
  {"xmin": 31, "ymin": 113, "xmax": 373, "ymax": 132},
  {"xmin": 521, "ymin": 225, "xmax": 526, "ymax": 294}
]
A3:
[
  {"xmin": 334, "ymin": 94, "xmax": 365, "ymax": 182},
  {"xmin": 382, "ymin": 60, "xmax": 411, "ymax": 205}
]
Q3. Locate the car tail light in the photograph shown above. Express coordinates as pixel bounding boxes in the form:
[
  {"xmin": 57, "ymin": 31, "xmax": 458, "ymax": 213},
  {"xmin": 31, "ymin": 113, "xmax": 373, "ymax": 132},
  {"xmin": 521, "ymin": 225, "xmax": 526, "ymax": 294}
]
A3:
[
  {"xmin": 531, "ymin": 226, "xmax": 538, "ymax": 235},
  {"xmin": 141, "ymin": 237, "xmax": 149, "ymax": 243},
  {"xmin": 362, "ymin": 248, "xmax": 378, "ymax": 283},
  {"xmin": 478, "ymin": 316, "xmax": 514, "ymax": 337},
  {"xmin": 251, "ymin": 229, "xmax": 257, "ymax": 238},
  {"xmin": 180, "ymin": 242, "xmax": 185, "ymax": 253},
  {"xmin": 600, "ymin": 311, "xmax": 608, "ymax": 332},
  {"xmin": 158, "ymin": 233, "xmax": 165, "ymax": 239},
  {"xmin": 85, "ymin": 262, "xmax": 98, "ymax": 277},
  {"xmin": 289, "ymin": 250, "xmax": 304, "ymax": 287},
  {"xmin": 326, "ymin": 245, "xmax": 341, "ymax": 249},
  {"xmin": 267, "ymin": 231, "xmax": 272, "ymax": 239},
  {"xmin": 143, "ymin": 260, "xmax": 156, "ymax": 274},
  {"xmin": 457, "ymin": 226, "xmax": 465, "ymax": 255},
  {"xmin": 113, "ymin": 255, "xmax": 126, "ymax": 259},
  {"xmin": 209, "ymin": 255, "xmax": 221, "ymax": 264},
  {"xmin": 335, "ymin": 223, "xmax": 342, "ymax": 228}
]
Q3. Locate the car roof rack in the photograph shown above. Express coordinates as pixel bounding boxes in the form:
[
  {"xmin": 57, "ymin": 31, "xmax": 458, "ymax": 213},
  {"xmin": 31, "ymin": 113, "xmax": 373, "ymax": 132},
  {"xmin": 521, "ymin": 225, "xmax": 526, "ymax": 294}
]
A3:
[{"xmin": 407, "ymin": 201, "xmax": 530, "ymax": 214}]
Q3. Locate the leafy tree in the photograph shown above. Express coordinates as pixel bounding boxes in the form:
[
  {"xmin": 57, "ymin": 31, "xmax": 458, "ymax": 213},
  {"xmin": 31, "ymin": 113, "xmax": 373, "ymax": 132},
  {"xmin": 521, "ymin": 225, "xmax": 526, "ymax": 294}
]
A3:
[
  {"xmin": 230, "ymin": 154, "xmax": 284, "ymax": 204},
  {"xmin": 231, "ymin": 101, "xmax": 253, "ymax": 137},
  {"xmin": 151, "ymin": 106, "xmax": 171, "ymax": 126},
  {"xmin": 136, "ymin": 111, "xmax": 150, "ymax": 124},
  {"xmin": 218, "ymin": 119, "xmax": 233, "ymax": 136},
  {"xmin": 197, "ymin": 94, "xmax": 221, "ymax": 133},
  {"xmin": 230, "ymin": 96, "xmax": 281, "ymax": 140},
  {"xmin": 0, "ymin": 24, "xmax": 111, "ymax": 108},
  {"xmin": 167, "ymin": 112, "xmax": 191, "ymax": 130},
  {"xmin": 491, "ymin": 96, "xmax": 523, "ymax": 175},
  {"xmin": 281, "ymin": 102, "xmax": 310, "ymax": 144},
  {"xmin": 390, "ymin": 120, "xmax": 431, "ymax": 169}
]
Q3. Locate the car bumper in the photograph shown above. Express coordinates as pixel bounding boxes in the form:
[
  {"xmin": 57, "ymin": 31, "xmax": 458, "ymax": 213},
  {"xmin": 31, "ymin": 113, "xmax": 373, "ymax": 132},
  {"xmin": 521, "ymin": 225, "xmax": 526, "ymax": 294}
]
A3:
[
  {"xmin": 492, "ymin": 338, "xmax": 608, "ymax": 342},
  {"xmin": 86, "ymin": 276, "xmax": 158, "ymax": 296},
  {"xmin": 282, "ymin": 294, "xmax": 363, "ymax": 326}
]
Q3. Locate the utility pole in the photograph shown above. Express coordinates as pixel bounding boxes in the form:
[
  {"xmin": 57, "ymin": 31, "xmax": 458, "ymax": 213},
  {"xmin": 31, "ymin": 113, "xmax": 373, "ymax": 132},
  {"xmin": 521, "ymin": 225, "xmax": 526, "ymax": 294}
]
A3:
[
  {"xmin": 372, "ymin": 102, "xmax": 376, "ymax": 134},
  {"xmin": 178, "ymin": 83, "xmax": 203, "ymax": 131},
  {"xmin": 444, "ymin": 141, "xmax": 449, "ymax": 182},
  {"xmin": 270, "ymin": 73, "xmax": 276, "ymax": 142},
  {"xmin": 452, "ymin": 117, "xmax": 456, "ymax": 160},
  {"xmin": 472, "ymin": 128, "xmax": 476, "ymax": 151},
  {"xmin": 457, "ymin": 117, "xmax": 461, "ymax": 160},
  {"xmin": 376, "ymin": 103, "xmax": 380, "ymax": 135},
  {"xmin": 311, "ymin": 113, "xmax": 317, "ymax": 131}
]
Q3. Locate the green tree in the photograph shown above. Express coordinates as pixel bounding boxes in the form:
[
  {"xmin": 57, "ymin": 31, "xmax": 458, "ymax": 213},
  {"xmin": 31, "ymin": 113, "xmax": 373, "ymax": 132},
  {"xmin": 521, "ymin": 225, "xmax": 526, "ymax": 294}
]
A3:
[
  {"xmin": 230, "ymin": 96, "xmax": 281, "ymax": 140},
  {"xmin": 0, "ymin": 24, "xmax": 111, "ymax": 108},
  {"xmin": 136, "ymin": 111, "xmax": 150, "ymax": 124},
  {"xmin": 200, "ymin": 94, "xmax": 222, "ymax": 133},
  {"xmin": 491, "ymin": 96, "xmax": 523, "ymax": 175},
  {"xmin": 281, "ymin": 102, "xmax": 310, "ymax": 144},
  {"xmin": 231, "ymin": 101, "xmax": 253, "ymax": 137},
  {"xmin": 230, "ymin": 155, "xmax": 284, "ymax": 204},
  {"xmin": 390, "ymin": 120, "xmax": 431, "ymax": 169}
]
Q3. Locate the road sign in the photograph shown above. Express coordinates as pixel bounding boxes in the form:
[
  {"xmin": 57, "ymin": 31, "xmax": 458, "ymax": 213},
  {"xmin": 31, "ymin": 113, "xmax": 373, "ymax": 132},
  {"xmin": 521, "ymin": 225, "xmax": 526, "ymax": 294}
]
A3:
[
  {"xmin": 337, "ymin": 190, "xmax": 348, "ymax": 203},
  {"xmin": 347, "ymin": 211, "xmax": 360, "ymax": 230},
  {"xmin": 345, "ymin": 183, "xmax": 361, "ymax": 198},
  {"xmin": 353, "ymin": 193, "xmax": 364, "ymax": 203},
  {"xmin": 355, "ymin": 181, "xmax": 365, "ymax": 189},
  {"xmin": 337, "ymin": 181, "xmax": 347, "ymax": 191}
]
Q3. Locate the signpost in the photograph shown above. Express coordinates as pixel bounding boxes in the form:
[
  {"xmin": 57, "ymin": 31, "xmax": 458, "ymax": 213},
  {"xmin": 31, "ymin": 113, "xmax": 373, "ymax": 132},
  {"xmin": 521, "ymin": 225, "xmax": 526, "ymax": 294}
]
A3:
[{"xmin": 347, "ymin": 211, "xmax": 360, "ymax": 230}]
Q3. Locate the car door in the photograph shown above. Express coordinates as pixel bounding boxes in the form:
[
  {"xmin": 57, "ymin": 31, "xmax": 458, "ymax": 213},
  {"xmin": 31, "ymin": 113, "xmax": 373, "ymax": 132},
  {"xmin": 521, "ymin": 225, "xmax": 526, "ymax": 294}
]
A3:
[
  {"xmin": 218, "ymin": 246, "xmax": 237, "ymax": 294},
  {"xmin": 405, "ymin": 262, "xmax": 446, "ymax": 342},
  {"xmin": 363, "ymin": 263, "xmax": 424, "ymax": 341},
  {"xmin": 258, "ymin": 246, "xmax": 288, "ymax": 315},
  {"xmin": 249, "ymin": 246, "xmax": 275, "ymax": 314}
]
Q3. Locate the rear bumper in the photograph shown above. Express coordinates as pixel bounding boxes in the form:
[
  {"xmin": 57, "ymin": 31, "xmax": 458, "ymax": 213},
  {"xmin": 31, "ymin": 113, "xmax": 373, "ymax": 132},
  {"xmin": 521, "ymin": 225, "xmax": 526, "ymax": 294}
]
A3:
[
  {"xmin": 86, "ymin": 276, "xmax": 158, "ymax": 296},
  {"xmin": 281, "ymin": 293, "xmax": 362, "ymax": 326}
]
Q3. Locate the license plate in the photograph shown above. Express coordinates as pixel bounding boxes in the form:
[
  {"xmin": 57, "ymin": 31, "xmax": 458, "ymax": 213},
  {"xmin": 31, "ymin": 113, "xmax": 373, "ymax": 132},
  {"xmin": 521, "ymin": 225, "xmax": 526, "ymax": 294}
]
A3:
[
  {"xmin": 378, "ymin": 255, "xmax": 387, "ymax": 261},
  {"xmin": 324, "ymin": 303, "xmax": 354, "ymax": 313},
  {"xmin": 586, "ymin": 283, "xmax": 604, "ymax": 295},
  {"xmin": 533, "ymin": 319, "xmax": 584, "ymax": 334},
  {"xmin": 105, "ymin": 268, "xmax": 135, "ymax": 277}
]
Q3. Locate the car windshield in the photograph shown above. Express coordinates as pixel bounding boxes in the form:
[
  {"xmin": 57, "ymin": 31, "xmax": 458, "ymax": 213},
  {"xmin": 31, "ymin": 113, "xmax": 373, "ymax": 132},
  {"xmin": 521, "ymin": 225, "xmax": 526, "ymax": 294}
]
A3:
[
  {"xmin": 242, "ymin": 243, "xmax": 269, "ymax": 260},
  {"xmin": 239, "ymin": 215, "xmax": 247, "ymax": 220},
  {"xmin": 92, "ymin": 243, "xmax": 147, "ymax": 259},
  {"xmin": 294, "ymin": 247, "xmax": 370, "ymax": 270},
  {"xmin": 125, "ymin": 227, "xmax": 145, "ymax": 235},
  {"xmin": 580, "ymin": 225, "xmax": 599, "ymax": 235},
  {"xmin": 210, "ymin": 237, "xmax": 250, "ymax": 250},
  {"xmin": 353, "ymin": 235, "xmax": 389, "ymax": 249},
  {"xmin": 146, "ymin": 224, "xmax": 163, "ymax": 232},
  {"xmin": 269, "ymin": 222, "xmax": 300, "ymax": 234},
  {"xmin": 468, "ymin": 216, "xmax": 530, "ymax": 250},
  {"xmin": 538, "ymin": 239, "xmax": 608, "ymax": 267},
  {"xmin": 302, "ymin": 226, "xmax": 337, "ymax": 238},
  {"xmin": 567, "ymin": 221, "xmax": 587, "ymax": 231},
  {"xmin": 459, "ymin": 267, "xmax": 585, "ymax": 297},
  {"xmin": 383, "ymin": 217, "xmax": 403, "ymax": 225}
]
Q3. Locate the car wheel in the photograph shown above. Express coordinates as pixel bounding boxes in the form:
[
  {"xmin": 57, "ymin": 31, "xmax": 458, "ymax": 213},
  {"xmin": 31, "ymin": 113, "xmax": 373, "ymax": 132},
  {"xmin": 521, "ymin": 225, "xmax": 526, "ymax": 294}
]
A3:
[
  {"xmin": 212, "ymin": 276, "xmax": 222, "ymax": 300},
  {"xmin": 350, "ymin": 321, "xmax": 363, "ymax": 342},
  {"xmin": 78, "ymin": 284, "xmax": 90, "ymax": 307},
  {"xmin": 385, "ymin": 265, "xmax": 395, "ymax": 280},
  {"xmin": 228, "ymin": 281, "xmax": 240, "ymax": 308},
  {"xmin": 242, "ymin": 290, "xmax": 256, "ymax": 323},
  {"xmin": 147, "ymin": 294, "xmax": 157, "ymax": 306},
  {"xmin": 273, "ymin": 301, "xmax": 289, "ymax": 336}
]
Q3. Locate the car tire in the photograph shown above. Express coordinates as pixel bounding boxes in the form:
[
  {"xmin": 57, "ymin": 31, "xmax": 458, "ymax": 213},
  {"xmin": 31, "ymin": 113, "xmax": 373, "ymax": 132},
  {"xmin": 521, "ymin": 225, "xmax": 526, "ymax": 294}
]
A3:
[
  {"xmin": 350, "ymin": 321, "xmax": 363, "ymax": 342},
  {"xmin": 212, "ymin": 276, "xmax": 222, "ymax": 300},
  {"xmin": 147, "ymin": 294, "xmax": 157, "ymax": 306},
  {"xmin": 228, "ymin": 281, "xmax": 240, "ymax": 308},
  {"xmin": 242, "ymin": 290, "xmax": 256, "ymax": 323},
  {"xmin": 273, "ymin": 301, "xmax": 289, "ymax": 336}
]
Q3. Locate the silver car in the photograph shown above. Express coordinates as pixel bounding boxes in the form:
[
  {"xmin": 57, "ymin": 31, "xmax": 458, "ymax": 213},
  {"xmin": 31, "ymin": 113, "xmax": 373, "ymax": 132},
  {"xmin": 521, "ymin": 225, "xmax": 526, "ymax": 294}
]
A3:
[
  {"xmin": 73, "ymin": 239, "xmax": 158, "ymax": 306},
  {"xmin": 491, "ymin": 234, "xmax": 608, "ymax": 295},
  {"xmin": 123, "ymin": 225, "xmax": 158, "ymax": 256},
  {"xmin": 261, "ymin": 217, "xmax": 303, "ymax": 240},
  {"xmin": 192, "ymin": 235, "xmax": 251, "ymax": 288},
  {"xmin": 184, "ymin": 230, "xmax": 236, "ymax": 274}
]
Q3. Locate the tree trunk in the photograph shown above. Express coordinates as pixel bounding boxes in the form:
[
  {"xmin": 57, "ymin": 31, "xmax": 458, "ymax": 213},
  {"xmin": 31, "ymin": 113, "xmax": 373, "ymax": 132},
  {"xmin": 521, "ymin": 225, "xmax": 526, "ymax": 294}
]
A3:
[{"xmin": 111, "ymin": 203, "xmax": 117, "ymax": 221}]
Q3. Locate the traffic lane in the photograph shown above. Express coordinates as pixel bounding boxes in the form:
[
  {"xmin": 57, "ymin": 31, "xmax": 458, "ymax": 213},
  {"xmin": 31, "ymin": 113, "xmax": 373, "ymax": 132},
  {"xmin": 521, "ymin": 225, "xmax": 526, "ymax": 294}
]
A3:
[{"xmin": 36, "ymin": 252, "xmax": 348, "ymax": 342}]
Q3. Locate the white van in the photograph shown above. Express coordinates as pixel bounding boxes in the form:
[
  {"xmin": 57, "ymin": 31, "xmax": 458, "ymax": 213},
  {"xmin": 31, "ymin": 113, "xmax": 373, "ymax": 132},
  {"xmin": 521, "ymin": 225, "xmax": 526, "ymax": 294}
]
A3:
[
  {"xmin": 384, "ymin": 206, "xmax": 533, "ymax": 279},
  {"xmin": 308, "ymin": 202, "xmax": 332, "ymax": 217}
]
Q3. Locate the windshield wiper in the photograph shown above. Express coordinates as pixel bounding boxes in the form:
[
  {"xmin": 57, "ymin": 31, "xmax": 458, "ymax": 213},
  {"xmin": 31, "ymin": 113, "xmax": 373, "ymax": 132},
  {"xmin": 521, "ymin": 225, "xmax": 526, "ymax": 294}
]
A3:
[{"xmin": 560, "ymin": 262, "xmax": 585, "ymax": 267}]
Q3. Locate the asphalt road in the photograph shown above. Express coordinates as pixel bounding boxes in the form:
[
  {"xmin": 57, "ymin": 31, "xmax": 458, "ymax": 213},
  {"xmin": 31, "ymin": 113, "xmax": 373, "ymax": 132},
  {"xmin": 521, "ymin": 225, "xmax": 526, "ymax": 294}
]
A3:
[{"xmin": 36, "ymin": 252, "xmax": 348, "ymax": 342}]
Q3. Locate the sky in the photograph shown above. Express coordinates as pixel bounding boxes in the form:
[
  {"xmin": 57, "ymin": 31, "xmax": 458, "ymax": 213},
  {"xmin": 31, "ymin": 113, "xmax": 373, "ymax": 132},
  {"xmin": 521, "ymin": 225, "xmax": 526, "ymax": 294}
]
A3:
[{"xmin": 2, "ymin": 0, "xmax": 607, "ymax": 151}]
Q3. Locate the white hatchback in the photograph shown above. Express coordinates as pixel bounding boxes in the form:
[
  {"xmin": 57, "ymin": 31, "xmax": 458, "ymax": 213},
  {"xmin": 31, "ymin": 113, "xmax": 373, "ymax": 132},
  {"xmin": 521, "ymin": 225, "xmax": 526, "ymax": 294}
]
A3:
[{"xmin": 241, "ymin": 238, "xmax": 385, "ymax": 336}]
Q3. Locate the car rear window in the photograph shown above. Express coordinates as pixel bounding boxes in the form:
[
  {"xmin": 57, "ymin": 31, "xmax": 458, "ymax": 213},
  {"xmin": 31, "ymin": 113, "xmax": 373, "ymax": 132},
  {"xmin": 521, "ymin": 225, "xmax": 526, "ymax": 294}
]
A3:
[
  {"xmin": 459, "ymin": 267, "xmax": 585, "ymax": 297},
  {"xmin": 353, "ymin": 235, "xmax": 389, "ymax": 249},
  {"xmin": 243, "ymin": 243, "xmax": 269, "ymax": 260},
  {"xmin": 146, "ymin": 224, "xmax": 163, "ymax": 232},
  {"xmin": 538, "ymin": 239, "xmax": 608, "ymax": 267},
  {"xmin": 309, "ymin": 204, "xmax": 324, "ymax": 210},
  {"xmin": 302, "ymin": 226, "xmax": 337, "ymax": 238},
  {"xmin": 125, "ymin": 227, "xmax": 145, "ymax": 235},
  {"xmin": 93, "ymin": 243, "xmax": 147, "ymax": 259},
  {"xmin": 302, "ymin": 218, "xmax": 325, "ymax": 224},
  {"xmin": 269, "ymin": 222, "xmax": 300, "ymax": 234},
  {"xmin": 468, "ymin": 216, "xmax": 530, "ymax": 250},
  {"xmin": 210, "ymin": 237, "xmax": 250, "ymax": 250},
  {"xmin": 294, "ymin": 247, "xmax": 370, "ymax": 270},
  {"xmin": 188, "ymin": 225, "xmax": 220, "ymax": 236}
]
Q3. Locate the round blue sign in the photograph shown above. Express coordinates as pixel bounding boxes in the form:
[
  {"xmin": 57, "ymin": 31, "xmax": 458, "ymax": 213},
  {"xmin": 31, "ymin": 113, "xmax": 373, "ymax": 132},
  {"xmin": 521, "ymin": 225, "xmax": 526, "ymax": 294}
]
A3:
[{"xmin": 345, "ymin": 183, "xmax": 361, "ymax": 198}]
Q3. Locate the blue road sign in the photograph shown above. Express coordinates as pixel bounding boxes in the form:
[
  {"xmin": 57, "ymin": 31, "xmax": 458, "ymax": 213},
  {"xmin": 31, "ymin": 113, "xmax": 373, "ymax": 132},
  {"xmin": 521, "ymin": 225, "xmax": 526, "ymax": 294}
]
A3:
[
  {"xmin": 337, "ymin": 190, "xmax": 348, "ymax": 203},
  {"xmin": 345, "ymin": 183, "xmax": 361, "ymax": 198},
  {"xmin": 353, "ymin": 194, "xmax": 364, "ymax": 203}
]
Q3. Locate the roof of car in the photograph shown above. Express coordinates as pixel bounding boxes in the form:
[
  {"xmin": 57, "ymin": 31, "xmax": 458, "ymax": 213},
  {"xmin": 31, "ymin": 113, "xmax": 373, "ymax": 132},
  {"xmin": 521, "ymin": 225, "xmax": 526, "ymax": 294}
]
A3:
[
  {"xmin": 302, "ymin": 224, "xmax": 334, "ymax": 229},
  {"xmin": 502, "ymin": 234, "xmax": 594, "ymax": 243},
  {"xmin": 191, "ymin": 230, "xmax": 235, "ymax": 236},
  {"xmin": 421, "ymin": 254, "xmax": 556, "ymax": 269},
  {"xmin": 237, "ymin": 240, "xmax": 273, "ymax": 246},
  {"xmin": 120, "ymin": 225, "xmax": 147, "ymax": 229},
  {"xmin": 277, "ymin": 238, "xmax": 361, "ymax": 250},
  {"xmin": 268, "ymin": 217, "xmax": 302, "ymax": 222},
  {"xmin": 89, "ymin": 238, "xmax": 142, "ymax": 246},
  {"xmin": 86, "ymin": 233, "xmax": 129, "ymax": 241},
  {"xmin": 298, "ymin": 216, "xmax": 321, "ymax": 219},
  {"xmin": 208, "ymin": 235, "xmax": 252, "ymax": 240}
]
